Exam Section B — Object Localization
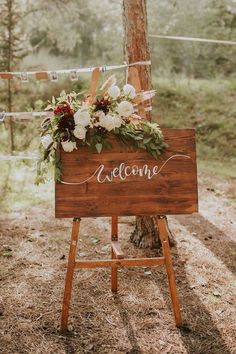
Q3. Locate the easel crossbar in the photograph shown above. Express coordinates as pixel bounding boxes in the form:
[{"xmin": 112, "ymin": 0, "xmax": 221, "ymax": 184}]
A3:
[{"xmin": 74, "ymin": 257, "xmax": 165, "ymax": 268}]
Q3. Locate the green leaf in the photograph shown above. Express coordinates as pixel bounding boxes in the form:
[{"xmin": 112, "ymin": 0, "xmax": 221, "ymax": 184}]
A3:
[
  {"xmin": 95, "ymin": 143, "xmax": 103, "ymax": 153},
  {"xmin": 150, "ymin": 149, "xmax": 158, "ymax": 159},
  {"xmin": 143, "ymin": 137, "xmax": 152, "ymax": 144},
  {"xmin": 150, "ymin": 143, "xmax": 157, "ymax": 150}
]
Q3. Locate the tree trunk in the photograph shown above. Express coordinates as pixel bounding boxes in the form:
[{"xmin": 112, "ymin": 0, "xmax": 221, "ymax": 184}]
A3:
[
  {"xmin": 122, "ymin": 0, "xmax": 151, "ymax": 94},
  {"xmin": 122, "ymin": 0, "xmax": 174, "ymax": 249},
  {"xmin": 7, "ymin": 0, "xmax": 14, "ymax": 153},
  {"xmin": 7, "ymin": 79, "xmax": 14, "ymax": 153}
]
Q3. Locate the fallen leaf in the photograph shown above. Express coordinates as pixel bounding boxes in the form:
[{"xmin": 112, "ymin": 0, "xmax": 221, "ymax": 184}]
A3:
[
  {"xmin": 213, "ymin": 291, "xmax": 221, "ymax": 298},
  {"xmin": 101, "ymin": 244, "xmax": 111, "ymax": 252},
  {"xmin": 1, "ymin": 246, "xmax": 13, "ymax": 258},
  {"xmin": 91, "ymin": 238, "xmax": 100, "ymax": 244},
  {"xmin": 78, "ymin": 252, "xmax": 88, "ymax": 257}
]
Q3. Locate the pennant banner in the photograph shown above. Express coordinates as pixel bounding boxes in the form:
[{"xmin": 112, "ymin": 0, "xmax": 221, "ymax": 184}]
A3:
[{"xmin": 0, "ymin": 61, "xmax": 151, "ymax": 82}]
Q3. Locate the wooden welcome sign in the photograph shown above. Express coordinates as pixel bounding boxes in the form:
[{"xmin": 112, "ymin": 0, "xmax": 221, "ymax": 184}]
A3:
[
  {"xmin": 55, "ymin": 128, "xmax": 198, "ymax": 218},
  {"xmin": 56, "ymin": 126, "xmax": 198, "ymax": 333}
]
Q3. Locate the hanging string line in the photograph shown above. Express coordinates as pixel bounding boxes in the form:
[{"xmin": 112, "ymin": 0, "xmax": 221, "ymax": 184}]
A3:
[
  {"xmin": 0, "ymin": 60, "xmax": 151, "ymax": 80},
  {"xmin": 0, "ymin": 105, "xmax": 152, "ymax": 123},
  {"xmin": 0, "ymin": 154, "xmax": 39, "ymax": 161},
  {"xmin": 149, "ymin": 34, "xmax": 236, "ymax": 45},
  {"xmin": 0, "ymin": 88, "xmax": 154, "ymax": 122},
  {"xmin": 0, "ymin": 111, "xmax": 53, "ymax": 122}
]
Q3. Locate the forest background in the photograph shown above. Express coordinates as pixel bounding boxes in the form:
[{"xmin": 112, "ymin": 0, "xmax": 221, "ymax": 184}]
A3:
[{"xmin": 0, "ymin": 0, "xmax": 236, "ymax": 210}]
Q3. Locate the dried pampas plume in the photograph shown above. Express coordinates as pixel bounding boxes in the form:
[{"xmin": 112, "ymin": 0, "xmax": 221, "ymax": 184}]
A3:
[
  {"xmin": 129, "ymin": 113, "xmax": 143, "ymax": 125},
  {"xmin": 134, "ymin": 90, "xmax": 156, "ymax": 104},
  {"xmin": 100, "ymin": 75, "xmax": 117, "ymax": 92}
]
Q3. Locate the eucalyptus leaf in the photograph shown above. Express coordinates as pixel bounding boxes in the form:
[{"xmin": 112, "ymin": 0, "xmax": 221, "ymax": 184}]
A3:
[{"xmin": 95, "ymin": 143, "xmax": 103, "ymax": 153}]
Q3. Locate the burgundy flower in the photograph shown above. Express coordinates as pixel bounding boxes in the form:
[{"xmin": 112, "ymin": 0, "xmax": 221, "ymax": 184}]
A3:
[
  {"xmin": 94, "ymin": 98, "xmax": 111, "ymax": 114},
  {"xmin": 57, "ymin": 114, "xmax": 75, "ymax": 131},
  {"xmin": 60, "ymin": 130, "xmax": 70, "ymax": 142},
  {"xmin": 54, "ymin": 102, "xmax": 73, "ymax": 116},
  {"xmin": 95, "ymin": 126, "xmax": 107, "ymax": 135}
]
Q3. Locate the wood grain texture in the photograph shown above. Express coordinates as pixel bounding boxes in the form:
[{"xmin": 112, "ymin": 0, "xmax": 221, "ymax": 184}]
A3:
[
  {"xmin": 111, "ymin": 216, "xmax": 119, "ymax": 292},
  {"xmin": 61, "ymin": 219, "xmax": 80, "ymax": 332},
  {"xmin": 55, "ymin": 128, "xmax": 198, "ymax": 218},
  {"xmin": 74, "ymin": 257, "xmax": 165, "ymax": 268},
  {"xmin": 157, "ymin": 216, "xmax": 182, "ymax": 326}
]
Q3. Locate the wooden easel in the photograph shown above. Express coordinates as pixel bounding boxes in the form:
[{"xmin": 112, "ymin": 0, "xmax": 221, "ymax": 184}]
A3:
[
  {"xmin": 61, "ymin": 215, "xmax": 182, "ymax": 332},
  {"xmin": 58, "ymin": 68, "xmax": 198, "ymax": 332}
]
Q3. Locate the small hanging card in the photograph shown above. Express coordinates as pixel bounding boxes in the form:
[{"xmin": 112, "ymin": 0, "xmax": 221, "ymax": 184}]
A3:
[
  {"xmin": 69, "ymin": 70, "xmax": 78, "ymax": 81},
  {"xmin": 0, "ymin": 73, "xmax": 13, "ymax": 79},
  {"xmin": 21, "ymin": 72, "xmax": 28, "ymax": 82},
  {"xmin": 50, "ymin": 71, "xmax": 58, "ymax": 82},
  {"xmin": 0, "ymin": 113, "xmax": 5, "ymax": 122},
  {"xmin": 35, "ymin": 71, "xmax": 49, "ymax": 80}
]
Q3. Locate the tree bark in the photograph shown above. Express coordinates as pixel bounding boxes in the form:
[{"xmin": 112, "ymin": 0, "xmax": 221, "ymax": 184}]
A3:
[
  {"xmin": 7, "ymin": 79, "xmax": 14, "ymax": 153},
  {"xmin": 122, "ymin": 0, "xmax": 151, "ymax": 93},
  {"xmin": 122, "ymin": 0, "xmax": 174, "ymax": 249},
  {"xmin": 7, "ymin": 0, "xmax": 14, "ymax": 153}
]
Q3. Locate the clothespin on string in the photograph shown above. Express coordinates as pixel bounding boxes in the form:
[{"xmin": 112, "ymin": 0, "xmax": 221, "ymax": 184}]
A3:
[{"xmin": 0, "ymin": 112, "xmax": 5, "ymax": 123}]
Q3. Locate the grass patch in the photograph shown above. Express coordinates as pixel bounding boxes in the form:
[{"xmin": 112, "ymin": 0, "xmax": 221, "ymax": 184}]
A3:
[
  {"xmin": 0, "ymin": 160, "xmax": 53, "ymax": 212},
  {"xmin": 152, "ymin": 77, "xmax": 236, "ymax": 163},
  {"xmin": 198, "ymin": 160, "xmax": 236, "ymax": 179}
]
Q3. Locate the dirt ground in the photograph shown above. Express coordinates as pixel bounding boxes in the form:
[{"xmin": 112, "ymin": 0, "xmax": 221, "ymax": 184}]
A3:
[{"xmin": 0, "ymin": 170, "xmax": 236, "ymax": 354}]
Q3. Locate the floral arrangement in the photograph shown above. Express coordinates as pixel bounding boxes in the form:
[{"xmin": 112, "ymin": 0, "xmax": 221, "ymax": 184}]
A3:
[{"xmin": 36, "ymin": 76, "xmax": 167, "ymax": 184}]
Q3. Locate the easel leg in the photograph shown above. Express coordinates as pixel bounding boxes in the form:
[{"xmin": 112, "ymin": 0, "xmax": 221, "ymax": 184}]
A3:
[
  {"xmin": 111, "ymin": 216, "xmax": 118, "ymax": 293},
  {"xmin": 61, "ymin": 217, "xmax": 81, "ymax": 333},
  {"xmin": 157, "ymin": 216, "xmax": 182, "ymax": 327}
]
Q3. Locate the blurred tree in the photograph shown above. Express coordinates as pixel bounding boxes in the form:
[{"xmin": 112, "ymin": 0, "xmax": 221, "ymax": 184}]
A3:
[
  {"xmin": 0, "ymin": 0, "xmax": 27, "ymax": 152},
  {"xmin": 27, "ymin": 0, "xmax": 123, "ymax": 66},
  {"xmin": 201, "ymin": 0, "xmax": 236, "ymax": 75},
  {"xmin": 20, "ymin": 0, "xmax": 236, "ymax": 78},
  {"xmin": 148, "ymin": 0, "xmax": 236, "ymax": 77}
]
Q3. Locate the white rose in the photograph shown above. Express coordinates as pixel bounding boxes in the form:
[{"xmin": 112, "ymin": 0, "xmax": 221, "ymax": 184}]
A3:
[
  {"xmin": 113, "ymin": 115, "xmax": 123, "ymax": 128},
  {"xmin": 107, "ymin": 85, "xmax": 120, "ymax": 99},
  {"xmin": 99, "ymin": 114, "xmax": 123, "ymax": 131},
  {"xmin": 41, "ymin": 134, "xmax": 53, "ymax": 149},
  {"xmin": 96, "ymin": 110, "xmax": 105, "ymax": 119},
  {"xmin": 93, "ymin": 110, "xmax": 105, "ymax": 127},
  {"xmin": 123, "ymin": 84, "xmax": 136, "ymax": 99},
  {"xmin": 116, "ymin": 101, "xmax": 134, "ymax": 117},
  {"xmin": 99, "ymin": 114, "xmax": 116, "ymax": 131},
  {"xmin": 73, "ymin": 126, "xmax": 87, "ymax": 140},
  {"xmin": 61, "ymin": 140, "xmax": 77, "ymax": 152},
  {"xmin": 74, "ymin": 109, "xmax": 91, "ymax": 126}
]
